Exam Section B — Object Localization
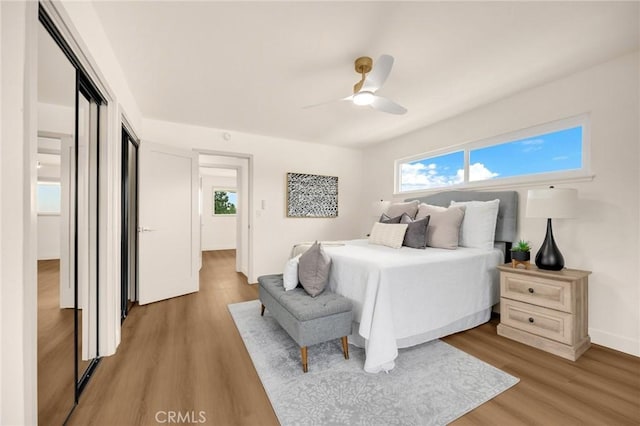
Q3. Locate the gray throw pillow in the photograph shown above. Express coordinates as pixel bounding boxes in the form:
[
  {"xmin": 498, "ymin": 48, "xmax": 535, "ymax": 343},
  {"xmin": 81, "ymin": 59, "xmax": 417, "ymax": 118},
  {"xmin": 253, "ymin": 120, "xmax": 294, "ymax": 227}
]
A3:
[
  {"xmin": 400, "ymin": 213, "xmax": 430, "ymax": 249},
  {"xmin": 298, "ymin": 241, "xmax": 331, "ymax": 297},
  {"xmin": 379, "ymin": 213, "xmax": 402, "ymax": 224}
]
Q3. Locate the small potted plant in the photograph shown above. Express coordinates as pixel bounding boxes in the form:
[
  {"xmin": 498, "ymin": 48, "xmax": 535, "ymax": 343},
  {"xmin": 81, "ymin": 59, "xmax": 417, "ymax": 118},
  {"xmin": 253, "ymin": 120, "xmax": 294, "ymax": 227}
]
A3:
[{"xmin": 510, "ymin": 240, "xmax": 531, "ymax": 262}]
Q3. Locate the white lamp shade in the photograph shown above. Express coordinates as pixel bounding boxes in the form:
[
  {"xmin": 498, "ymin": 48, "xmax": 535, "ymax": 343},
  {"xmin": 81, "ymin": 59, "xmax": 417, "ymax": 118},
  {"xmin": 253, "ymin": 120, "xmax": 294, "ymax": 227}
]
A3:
[{"xmin": 526, "ymin": 187, "xmax": 577, "ymax": 219}]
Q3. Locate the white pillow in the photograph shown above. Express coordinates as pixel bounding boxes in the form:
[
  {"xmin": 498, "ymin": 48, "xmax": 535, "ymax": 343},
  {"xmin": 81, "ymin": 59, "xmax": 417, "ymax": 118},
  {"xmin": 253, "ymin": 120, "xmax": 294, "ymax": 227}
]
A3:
[
  {"xmin": 368, "ymin": 222, "xmax": 408, "ymax": 249},
  {"xmin": 283, "ymin": 255, "xmax": 301, "ymax": 291},
  {"xmin": 450, "ymin": 199, "xmax": 500, "ymax": 250}
]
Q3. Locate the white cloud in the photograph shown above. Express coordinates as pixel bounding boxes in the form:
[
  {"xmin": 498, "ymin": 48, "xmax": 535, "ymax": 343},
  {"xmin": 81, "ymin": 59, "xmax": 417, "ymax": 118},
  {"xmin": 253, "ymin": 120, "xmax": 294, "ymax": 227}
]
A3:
[
  {"xmin": 552, "ymin": 155, "xmax": 569, "ymax": 161},
  {"xmin": 521, "ymin": 139, "xmax": 544, "ymax": 145},
  {"xmin": 400, "ymin": 162, "xmax": 463, "ymax": 191},
  {"xmin": 521, "ymin": 138, "xmax": 544, "ymax": 153},
  {"xmin": 469, "ymin": 162, "xmax": 499, "ymax": 182}
]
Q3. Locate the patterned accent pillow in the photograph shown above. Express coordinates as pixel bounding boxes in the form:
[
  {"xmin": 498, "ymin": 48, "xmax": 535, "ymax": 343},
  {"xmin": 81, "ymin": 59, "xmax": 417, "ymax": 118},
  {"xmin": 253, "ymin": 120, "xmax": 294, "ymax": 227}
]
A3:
[
  {"xmin": 368, "ymin": 222, "xmax": 409, "ymax": 249},
  {"xmin": 298, "ymin": 242, "xmax": 331, "ymax": 297}
]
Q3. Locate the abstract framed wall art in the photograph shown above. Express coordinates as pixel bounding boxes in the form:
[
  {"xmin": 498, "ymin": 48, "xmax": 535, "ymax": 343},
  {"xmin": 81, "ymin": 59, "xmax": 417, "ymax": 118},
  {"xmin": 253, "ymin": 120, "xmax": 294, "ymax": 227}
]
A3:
[{"xmin": 286, "ymin": 172, "xmax": 338, "ymax": 218}]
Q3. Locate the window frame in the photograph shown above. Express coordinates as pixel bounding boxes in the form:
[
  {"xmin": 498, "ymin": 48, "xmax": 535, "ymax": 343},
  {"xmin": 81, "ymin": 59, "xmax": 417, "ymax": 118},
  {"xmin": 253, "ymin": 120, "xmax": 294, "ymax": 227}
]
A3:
[
  {"xmin": 212, "ymin": 187, "xmax": 238, "ymax": 216},
  {"xmin": 395, "ymin": 114, "xmax": 592, "ymax": 195}
]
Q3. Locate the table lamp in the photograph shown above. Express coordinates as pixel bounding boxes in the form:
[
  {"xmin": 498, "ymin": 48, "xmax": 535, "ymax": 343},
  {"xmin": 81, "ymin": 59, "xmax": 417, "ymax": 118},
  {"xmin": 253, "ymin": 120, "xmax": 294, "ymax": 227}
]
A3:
[{"xmin": 526, "ymin": 186, "xmax": 577, "ymax": 271}]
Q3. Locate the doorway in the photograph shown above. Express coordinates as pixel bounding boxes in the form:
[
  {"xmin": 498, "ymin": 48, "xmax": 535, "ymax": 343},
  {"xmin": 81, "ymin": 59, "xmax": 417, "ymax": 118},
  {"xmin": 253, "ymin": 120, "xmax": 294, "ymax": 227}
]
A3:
[
  {"xmin": 198, "ymin": 153, "xmax": 252, "ymax": 280},
  {"xmin": 201, "ymin": 168, "xmax": 238, "ymax": 251}
]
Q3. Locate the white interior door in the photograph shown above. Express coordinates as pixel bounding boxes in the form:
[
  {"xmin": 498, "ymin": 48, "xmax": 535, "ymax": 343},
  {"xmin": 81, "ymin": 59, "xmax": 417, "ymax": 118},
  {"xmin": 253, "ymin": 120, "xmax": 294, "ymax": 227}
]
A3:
[{"xmin": 138, "ymin": 142, "xmax": 199, "ymax": 305}]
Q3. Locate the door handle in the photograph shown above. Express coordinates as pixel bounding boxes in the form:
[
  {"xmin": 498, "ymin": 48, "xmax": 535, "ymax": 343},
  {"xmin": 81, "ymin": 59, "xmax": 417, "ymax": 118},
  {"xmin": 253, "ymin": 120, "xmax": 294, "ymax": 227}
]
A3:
[{"xmin": 138, "ymin": 227, "xmax": 156, "ymax": 233}]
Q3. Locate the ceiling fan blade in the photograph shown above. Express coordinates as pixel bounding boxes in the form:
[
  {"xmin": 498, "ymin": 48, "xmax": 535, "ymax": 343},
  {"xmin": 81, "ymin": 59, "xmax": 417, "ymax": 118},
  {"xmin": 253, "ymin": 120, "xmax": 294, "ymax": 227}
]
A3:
[
  {"xmin": 302, "ymin": 95, "xmax": 352, "ymax": 109},
  {"xmin": 371, "ymin": 95, "xmax": 407, "ymax": 115},
  {"xmin": 361, "ymin": 54, "xmax": 394, "ymax": 93}
]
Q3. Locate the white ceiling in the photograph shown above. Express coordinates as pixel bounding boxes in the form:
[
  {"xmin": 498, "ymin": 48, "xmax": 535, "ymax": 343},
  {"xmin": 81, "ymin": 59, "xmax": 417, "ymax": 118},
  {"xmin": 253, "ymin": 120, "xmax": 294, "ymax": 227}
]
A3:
[{"xmin": 92, "ymin": 1, "xmax": 639, "ymax": 147}]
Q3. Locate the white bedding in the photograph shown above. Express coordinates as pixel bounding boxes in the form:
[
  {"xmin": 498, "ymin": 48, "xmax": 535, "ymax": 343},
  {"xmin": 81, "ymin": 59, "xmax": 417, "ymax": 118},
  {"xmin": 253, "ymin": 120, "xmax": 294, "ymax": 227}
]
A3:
[{"xmin": 323, "ymin": 239, "xmax": 503, "ymax": 373}]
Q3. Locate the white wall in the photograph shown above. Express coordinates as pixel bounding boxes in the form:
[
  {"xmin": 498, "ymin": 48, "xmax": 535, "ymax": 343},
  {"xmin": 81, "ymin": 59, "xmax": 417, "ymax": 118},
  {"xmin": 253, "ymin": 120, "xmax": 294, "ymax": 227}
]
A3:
[
  {"xmin": 143, "ymin": 119, "xmax": 365, "ymax": 283},
  {"xmin": 0, "ymin": 1, "xmax": 38, "ymax": 424},
  {"xmin": 38, "ymin": 103, "xmax": 73, "ymax": 136},
  {"xmin": 201, "ymin": 175, "xmax": 237, "ymax": 251},
  {"xmin": 37, "ymin": 216, "xmax": 60, "ymax": 260},
  {"xmin": 361, "ymin": 52, "xmax": 640, "ymax": 356}
]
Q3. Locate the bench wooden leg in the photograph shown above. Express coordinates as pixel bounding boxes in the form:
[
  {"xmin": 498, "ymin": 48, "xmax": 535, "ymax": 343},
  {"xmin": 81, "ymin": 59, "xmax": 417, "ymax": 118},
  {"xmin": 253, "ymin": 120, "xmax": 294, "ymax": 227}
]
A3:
[
  {"xmin": 341, "ymin": 336, "xmax": 349, "ymax": 360},
  {"xmin": 301, "ymin": 346, "xmax": 308, "ymax": 373},
  {"xmin": 260, "ymin": 304, "xmax": 265, "ymax": 316}
]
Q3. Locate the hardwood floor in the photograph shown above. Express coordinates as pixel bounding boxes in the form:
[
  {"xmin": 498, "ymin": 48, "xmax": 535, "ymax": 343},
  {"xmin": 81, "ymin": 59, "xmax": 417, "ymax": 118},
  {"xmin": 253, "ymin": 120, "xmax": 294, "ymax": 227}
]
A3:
[
  {"xmin": 67, "ymin": 250, "xmax": 275, "ymax": 426},
  {"xmin": 65, "ymin": 250, "xmax": 640, "ymax": 426},
  {"xmin": 38, "ymin": 259, "xmax": 75, "ymax": 426}
]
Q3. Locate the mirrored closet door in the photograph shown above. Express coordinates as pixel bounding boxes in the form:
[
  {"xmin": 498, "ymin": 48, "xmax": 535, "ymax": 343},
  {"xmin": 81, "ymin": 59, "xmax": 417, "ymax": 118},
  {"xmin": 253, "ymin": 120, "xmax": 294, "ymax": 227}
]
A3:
[{"xmin": 38, "ymin": 6, "xmax": 104, "ymax": 423}]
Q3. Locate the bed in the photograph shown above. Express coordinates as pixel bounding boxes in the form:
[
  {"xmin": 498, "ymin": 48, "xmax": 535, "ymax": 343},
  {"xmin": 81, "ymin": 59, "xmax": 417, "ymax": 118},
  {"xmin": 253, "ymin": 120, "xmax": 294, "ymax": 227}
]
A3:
[{"xmin": 323, "ymin": 190, "xmax": 518, "ymax": 373}]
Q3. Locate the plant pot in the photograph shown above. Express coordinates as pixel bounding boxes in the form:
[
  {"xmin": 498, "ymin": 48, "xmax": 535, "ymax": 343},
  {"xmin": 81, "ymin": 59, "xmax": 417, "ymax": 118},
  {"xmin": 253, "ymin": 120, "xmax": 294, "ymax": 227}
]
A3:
[{"xmin": 511, "ymin": 251, "xmax": 531, "ymax": 262}]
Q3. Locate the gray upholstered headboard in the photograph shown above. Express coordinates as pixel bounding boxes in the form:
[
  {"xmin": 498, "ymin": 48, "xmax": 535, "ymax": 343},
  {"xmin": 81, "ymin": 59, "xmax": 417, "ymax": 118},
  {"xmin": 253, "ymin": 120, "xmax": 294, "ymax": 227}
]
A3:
[{"xmin": 406, "ymin": 190, "xmax": 518, "ymax": 244}]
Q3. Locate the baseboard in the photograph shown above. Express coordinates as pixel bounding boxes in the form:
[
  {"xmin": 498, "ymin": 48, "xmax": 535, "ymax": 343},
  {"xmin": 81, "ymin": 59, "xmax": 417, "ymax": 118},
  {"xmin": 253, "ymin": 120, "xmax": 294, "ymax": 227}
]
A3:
[{"xmin": 589, "ymin": 328, "xmax": 639, "ymax": 357}]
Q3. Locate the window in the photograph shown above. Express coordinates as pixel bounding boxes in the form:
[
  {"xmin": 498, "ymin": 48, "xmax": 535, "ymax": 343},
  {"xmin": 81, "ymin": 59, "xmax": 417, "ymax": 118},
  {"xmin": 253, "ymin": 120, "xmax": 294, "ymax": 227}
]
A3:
[
  {"xmin": 37, "ymin": 181, "xmax": 61, "ymax": 214},
  {"xmin": 396, "ymin": 115, "xmax": 589, "ymax": 193},
  {"xmin": 213, "ymin": 189, "xmax": 237, "ymax": 215},
  {"xmin": 399, "ymin": 151, "xmax": 464, "ymax": 192}
]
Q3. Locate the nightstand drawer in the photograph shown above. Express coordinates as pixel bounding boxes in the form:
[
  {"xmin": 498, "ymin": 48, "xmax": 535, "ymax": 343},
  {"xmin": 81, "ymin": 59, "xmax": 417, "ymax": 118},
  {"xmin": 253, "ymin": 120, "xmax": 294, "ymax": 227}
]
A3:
[
  {"xmin": 501, "ymin": 298, "xmax": 573, "ymax": 344},
  {"xmin": 501, "ymin": 273, "xmax": 573, "ymax": 312}
]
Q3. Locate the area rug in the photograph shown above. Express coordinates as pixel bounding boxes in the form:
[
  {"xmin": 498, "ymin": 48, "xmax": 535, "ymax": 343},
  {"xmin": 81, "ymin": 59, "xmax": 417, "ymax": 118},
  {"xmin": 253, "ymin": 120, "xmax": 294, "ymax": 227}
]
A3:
[{"xmin": 229, "ymin": 300, "xmax": 518, "ymax": 426}]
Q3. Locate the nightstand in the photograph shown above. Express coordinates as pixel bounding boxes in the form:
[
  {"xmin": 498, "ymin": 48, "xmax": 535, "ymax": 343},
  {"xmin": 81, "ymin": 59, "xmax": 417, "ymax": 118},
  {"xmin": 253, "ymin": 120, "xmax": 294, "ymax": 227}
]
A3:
[{"xmin": 496, "ymin": 264, "xmax": 591, "ymax": 361}]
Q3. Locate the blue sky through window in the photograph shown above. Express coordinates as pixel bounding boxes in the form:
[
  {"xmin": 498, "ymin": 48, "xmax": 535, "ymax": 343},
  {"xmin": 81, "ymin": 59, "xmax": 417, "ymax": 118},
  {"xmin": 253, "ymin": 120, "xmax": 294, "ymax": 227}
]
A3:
[
  {"xmin": 400, "ymin": 126, "xmax": 583, "ymax": 191},
  {"xmin": 469, "ymin": 126, "xmax": 582, "ymax": 181},
  {"xmin": 227, "ymin": 191, "xmax": 237, "ymax": 206}
]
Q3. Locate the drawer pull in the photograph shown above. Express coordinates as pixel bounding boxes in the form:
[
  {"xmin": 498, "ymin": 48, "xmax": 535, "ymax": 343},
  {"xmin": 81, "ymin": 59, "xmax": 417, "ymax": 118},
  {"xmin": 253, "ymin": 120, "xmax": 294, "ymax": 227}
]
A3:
[
  {"xmin": 528, "ymin": 288, "xmax": 535, "ymax": 294},
  {"xmin": 528, "ymin": 317, "xmax": 535, "ymax": 323}
]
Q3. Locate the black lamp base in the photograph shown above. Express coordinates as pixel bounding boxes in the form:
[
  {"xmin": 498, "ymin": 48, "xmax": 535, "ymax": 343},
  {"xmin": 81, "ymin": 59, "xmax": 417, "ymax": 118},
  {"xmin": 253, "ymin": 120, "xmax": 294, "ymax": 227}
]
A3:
[{"xmin": 535, "ymin": 218, "xmax": 565, "ymax": 271}]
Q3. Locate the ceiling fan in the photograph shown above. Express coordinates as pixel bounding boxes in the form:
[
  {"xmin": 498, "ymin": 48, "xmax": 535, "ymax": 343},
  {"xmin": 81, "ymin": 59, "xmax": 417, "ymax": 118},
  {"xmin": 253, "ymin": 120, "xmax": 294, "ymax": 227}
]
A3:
[{"xmin": 305, "ymin": 54, "xmax": 407, "ymax": 115}]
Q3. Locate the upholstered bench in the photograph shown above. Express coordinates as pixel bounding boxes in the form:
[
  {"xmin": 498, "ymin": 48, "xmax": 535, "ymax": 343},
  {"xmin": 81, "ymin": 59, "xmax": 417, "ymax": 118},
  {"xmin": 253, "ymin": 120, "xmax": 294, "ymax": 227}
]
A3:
[{"xmin": 258, "ymin": 274, "xmax": 353, "ymax": 373}]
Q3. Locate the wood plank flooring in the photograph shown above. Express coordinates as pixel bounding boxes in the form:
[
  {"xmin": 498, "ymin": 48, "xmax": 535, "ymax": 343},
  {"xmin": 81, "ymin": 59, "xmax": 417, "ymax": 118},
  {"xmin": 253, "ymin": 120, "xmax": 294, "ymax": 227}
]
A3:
[
  {"xmin": 64, "ymin": 250, "xmax": 639, "ymax": 426},
  {"xmin": 38, "ymin": 259, "xmax": 75, "ymax": 426}
]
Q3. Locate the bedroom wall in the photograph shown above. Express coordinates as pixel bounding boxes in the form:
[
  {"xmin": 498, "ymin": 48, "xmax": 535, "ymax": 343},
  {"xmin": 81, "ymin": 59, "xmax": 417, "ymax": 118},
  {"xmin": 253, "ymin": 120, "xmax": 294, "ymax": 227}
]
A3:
[
  {"xmin": 37, "ymin": 216, "xmax": 60, "ymax": 260},
  {"xmin": 1, "ymin": 2, "xmax": 38, "ymax": 423},
  {"xmin": 361, "ymin": 51, "xmax": 640, "ymax": 357},
  {"xmin": 201, "ymin": 175, "xmax": 237, "ymax": 251},
  {"xmin": 142, "ymin": 119, "xmax": 365, "ymax": 283}
]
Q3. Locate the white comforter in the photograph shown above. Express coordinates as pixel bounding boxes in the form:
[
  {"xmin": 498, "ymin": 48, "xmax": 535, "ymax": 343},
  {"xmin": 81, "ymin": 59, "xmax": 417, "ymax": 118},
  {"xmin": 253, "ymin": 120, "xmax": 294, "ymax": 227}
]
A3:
[{"xmin": 323, "ymin": 239, "xmax": 502, "ymax": 373}]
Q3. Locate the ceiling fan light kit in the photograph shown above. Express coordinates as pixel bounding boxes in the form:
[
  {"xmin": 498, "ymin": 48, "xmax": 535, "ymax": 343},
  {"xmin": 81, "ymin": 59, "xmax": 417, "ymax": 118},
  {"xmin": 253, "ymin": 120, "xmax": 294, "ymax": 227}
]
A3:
[
  {"xmin": 349, "ymin": 54, "xmax": 407, "ymax": 114},
  {"xmin": 304, "ymin": 54, "xmax": 407, "ymax": 115},
  {"xmin": 353, "ymin": 91, "xmax": 374, "ymax": 106}
]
